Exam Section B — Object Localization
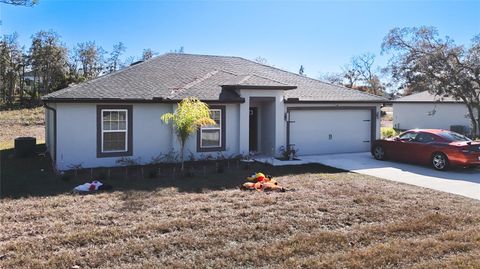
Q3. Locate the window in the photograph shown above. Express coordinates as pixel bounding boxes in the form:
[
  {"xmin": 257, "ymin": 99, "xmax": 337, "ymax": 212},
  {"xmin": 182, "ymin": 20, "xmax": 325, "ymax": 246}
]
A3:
[
  {"xmin": 97, "ymin": 105, "xmax": 133, "ymax": 157},
  {"xmin": 438, "ymin": 131, "xmax": 472, "ymax": 142},
  {"xmin": 102, "ymin": 110, "xmax": 128, "ymax": 152},
  {"xmin": 197, "ymin": 106, "xmax": 226, "ymax": 152},
  {"xmin": 414, "ymin": 132, "xmax": 436, "ymax": 143},
  {"xmin": 399, "ymin": 132, "xmax": 417, "ymax": 141}
]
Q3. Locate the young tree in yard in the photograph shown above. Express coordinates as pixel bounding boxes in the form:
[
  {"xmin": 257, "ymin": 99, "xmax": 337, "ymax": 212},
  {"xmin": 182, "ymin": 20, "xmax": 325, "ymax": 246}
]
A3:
[
  {"xmin": 161, "ymin": 98, "xmax": 215, "ymax": 171},
  {"xmin": 382, "ymin": 26, "xmax": 480, "ymax": 136}
]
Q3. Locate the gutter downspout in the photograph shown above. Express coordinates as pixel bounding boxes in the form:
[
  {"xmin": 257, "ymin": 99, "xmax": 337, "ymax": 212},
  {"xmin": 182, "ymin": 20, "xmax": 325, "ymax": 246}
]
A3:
[{"xmin": 44, "ymin": 103, "xmax": 57, "ymax": 170}]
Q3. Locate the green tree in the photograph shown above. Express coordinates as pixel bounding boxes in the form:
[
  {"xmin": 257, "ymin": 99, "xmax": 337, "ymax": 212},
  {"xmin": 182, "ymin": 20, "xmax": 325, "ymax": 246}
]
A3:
[
  {"xmin": 0, "ymin": 33, "xmax": 24, "ymax": 104},
  {"xmin": 161, "ymin": 97, "xmax": 215, "ymax": 171},
  {"xmin": 382, "ymin": 27, "xmax": 480, "ymax": 136},
  {"xmin": 29, "ymin": 30, "xmax": 68, "ymax": 100}
]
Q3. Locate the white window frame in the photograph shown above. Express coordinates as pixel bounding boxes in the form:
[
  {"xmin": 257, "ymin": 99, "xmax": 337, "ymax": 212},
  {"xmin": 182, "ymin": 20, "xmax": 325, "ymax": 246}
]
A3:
[
  {"xmin": 200, "ymin": 109, "xmax": 222, "ymax": 148},
  {"xmin": 101, "ymin": 109, "xmax": 128, "ymax": 153}
]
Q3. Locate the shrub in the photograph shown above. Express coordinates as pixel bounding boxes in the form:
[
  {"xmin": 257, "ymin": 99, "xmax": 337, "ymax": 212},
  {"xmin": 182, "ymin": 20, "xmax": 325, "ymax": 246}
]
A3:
[
  {"xmin": 279, "ymin": 145, "xmax": 299, "ymax": 160},
  {"xmin": 381, "ymin": 127, "xmax": 397, "ymax": 138}
]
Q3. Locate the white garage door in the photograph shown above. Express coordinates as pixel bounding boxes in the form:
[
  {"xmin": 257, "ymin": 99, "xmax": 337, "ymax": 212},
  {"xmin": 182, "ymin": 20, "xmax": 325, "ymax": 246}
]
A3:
[{"xmin": 289, "ymin": 109, "xmax": 372, "ymax": 155}]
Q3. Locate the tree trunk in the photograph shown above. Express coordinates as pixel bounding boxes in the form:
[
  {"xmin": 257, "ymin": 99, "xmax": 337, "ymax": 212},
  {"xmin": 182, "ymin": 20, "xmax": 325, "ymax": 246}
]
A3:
[
  {"xmin": 180, "ymin": 141, "xmax": 185, "ymax": 172},
  {"xmin": 476, "ymin": 104, "xmax": 480, "ymax": 138},
  {"xmin": 465, "ymin": 102, "xmax": 478, "ymax": 138}
]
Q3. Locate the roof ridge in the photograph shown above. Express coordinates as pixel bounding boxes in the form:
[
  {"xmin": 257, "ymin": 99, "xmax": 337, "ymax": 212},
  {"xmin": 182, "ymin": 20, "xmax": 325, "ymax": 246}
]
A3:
[
  {"xmin": 163, "ymin": 52, "xmax": 244, "ymax": 60},
  {"xmin": 247, "ymin": 73, "xmax": 288, "ymax": 85},
  {"xmin": 236, "ymin": 74, "xmax": 252, "ymax": 85},
  {"xmin": 236, "ymin": 56, "xmax": 386, "ymax": 100},
  {"xmin": 168, "ymin": 69, "xmax": 220, "ymax": 99}
]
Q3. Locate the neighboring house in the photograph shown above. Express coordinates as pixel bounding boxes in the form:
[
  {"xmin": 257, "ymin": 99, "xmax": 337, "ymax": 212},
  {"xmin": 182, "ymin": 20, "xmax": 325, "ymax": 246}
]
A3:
[
  {"xmin": 42, "ymin": 53, "xmax": 386, "ymax": 170},
  {"xmin": 393, "ymin": 91, "xmax": 475, "ymax": 131}
]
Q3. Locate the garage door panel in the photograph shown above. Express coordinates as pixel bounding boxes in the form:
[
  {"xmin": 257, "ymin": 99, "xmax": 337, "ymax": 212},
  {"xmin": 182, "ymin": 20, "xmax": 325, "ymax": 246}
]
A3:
[{"xmin": 289, "ymin": 109, "xmax": 371, "ymax": 155}]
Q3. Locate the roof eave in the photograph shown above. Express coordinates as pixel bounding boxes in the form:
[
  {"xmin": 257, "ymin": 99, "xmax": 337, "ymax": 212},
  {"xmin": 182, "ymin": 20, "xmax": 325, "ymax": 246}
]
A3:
[
  {"xmin": 284, "ymin": 99, "xmax": 389, "ymax": 104},
  {"xmin": 42, "ymin": 97, "xmax": 245, "ymax": 104},
  {"xmin": 222, "ymin": 85, "xmax": 297, "ymax": 90}
]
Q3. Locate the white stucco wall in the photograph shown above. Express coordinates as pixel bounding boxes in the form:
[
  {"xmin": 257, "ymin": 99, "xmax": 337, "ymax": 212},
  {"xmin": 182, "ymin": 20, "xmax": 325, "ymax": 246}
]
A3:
[
  {"xmin": 54, "ymin": 102, "xmax": 240, "ymax": 170},
  {"xmin": 393, "ymin": 103, "xmax": 472, "ymax": 131},
  {"xmin": 171, "ymin": 103, "xmax": 240, "ymax": 159},
  {"xmin": 45, "ymin": 104, "xmax": 56, "ymax": 160},
  {"xmin": 55, "ymin": 103, "xmax": 172, "ymax": 170},
  {"xmin": 53, "ymin": 98, "xmax": 382, "ymax": 169}
]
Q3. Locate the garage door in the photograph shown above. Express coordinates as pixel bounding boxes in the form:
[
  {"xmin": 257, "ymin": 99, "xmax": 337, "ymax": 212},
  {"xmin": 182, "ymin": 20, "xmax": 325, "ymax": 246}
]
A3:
[{"xmin": 289, "ymin": 109, "xmax": 372, "ymax": 155}]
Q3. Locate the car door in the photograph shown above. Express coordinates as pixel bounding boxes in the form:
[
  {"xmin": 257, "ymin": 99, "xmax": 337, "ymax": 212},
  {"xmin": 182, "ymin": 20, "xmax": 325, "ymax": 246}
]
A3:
[
  {"xmin": 412, "ymin": 132, "xmax": 437, "ymax": 165},
  {"xmin": 390, "ymin": 131, "xmax": 418, "ymax": 162}
]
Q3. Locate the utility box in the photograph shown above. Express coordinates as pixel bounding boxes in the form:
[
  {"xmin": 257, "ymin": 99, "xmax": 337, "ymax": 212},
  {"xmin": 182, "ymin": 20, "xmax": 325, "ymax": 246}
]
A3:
[{"xmin": 14, "ymin": 137, "xmax": 36, "ymax": 158}]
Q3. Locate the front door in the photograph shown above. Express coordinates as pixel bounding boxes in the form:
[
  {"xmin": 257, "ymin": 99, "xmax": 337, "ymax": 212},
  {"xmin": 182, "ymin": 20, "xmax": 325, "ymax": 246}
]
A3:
[{"xmin": 249, "ymin": 107, "xmax": 258, "ymax": 152}]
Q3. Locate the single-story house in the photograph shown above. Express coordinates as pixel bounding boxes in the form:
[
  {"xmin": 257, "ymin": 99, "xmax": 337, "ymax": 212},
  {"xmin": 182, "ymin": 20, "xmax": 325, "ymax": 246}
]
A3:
[
  {"xmin": 42, "ymin": 53, "xmax": 387, "ymax": 170},
  {"xmin": 393, "ymin": 91, "xmax": 476, "ymax": 132}
]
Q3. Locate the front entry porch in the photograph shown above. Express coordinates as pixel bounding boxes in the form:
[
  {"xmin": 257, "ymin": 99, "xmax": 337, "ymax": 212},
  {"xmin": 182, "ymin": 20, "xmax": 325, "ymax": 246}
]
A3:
[{"xmin": 248, "ymin": 97, "xmax": 276, "ymax": 155}]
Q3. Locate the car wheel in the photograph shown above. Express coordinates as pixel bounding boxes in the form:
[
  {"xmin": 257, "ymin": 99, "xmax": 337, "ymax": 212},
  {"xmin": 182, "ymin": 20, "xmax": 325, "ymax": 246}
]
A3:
[
  {"xmin": 432, "ymin": 152, "xmax": 449, "ymax": 171},
  {"xmin": 373, "ymin": 145, "xmax": 385, "ymax": 160}
]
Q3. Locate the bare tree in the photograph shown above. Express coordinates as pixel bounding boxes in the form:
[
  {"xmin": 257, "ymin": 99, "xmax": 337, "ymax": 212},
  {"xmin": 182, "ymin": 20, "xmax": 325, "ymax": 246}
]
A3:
[
  {"xmin": 340, "ymin": 63, "xmax": 361, "ymax": 88},
  {"xmin": 106, "ymin": 42, "xmax": 126, "ymax": 73},
  {"xmin": 142, "ymin": 48, "xmax": 154, "ymax": 61},
  {"xmin": 253, "ymin": 56, "xmax": 268, "ymax": 65},
  {"xmin": 299, "ymin": 65, "xmax": 305, "ymax": 76},
  {"xmin": 318, "ymin": 72, "xmax": 344, "ymax": 85},
  {"xmin": 73, "ymin": 41, "xmax": 106, "ymax": 79}
]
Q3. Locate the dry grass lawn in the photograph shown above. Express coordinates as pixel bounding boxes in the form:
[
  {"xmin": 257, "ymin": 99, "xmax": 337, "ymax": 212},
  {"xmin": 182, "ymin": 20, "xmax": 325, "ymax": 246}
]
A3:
[
  {"xmin": 1, "ymin": 168, "xmax": 480, "ymax": 269},
  {"xmin": 0, "ymin": 107, "xmax": 45, "ymax": 149}
]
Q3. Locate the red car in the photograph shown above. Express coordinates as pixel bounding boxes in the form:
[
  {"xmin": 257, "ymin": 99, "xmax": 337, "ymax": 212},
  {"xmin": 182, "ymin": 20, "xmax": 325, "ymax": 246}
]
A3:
[{"xmin": 371, "ymin": 129, "xmax": 480, "ymax": 171}]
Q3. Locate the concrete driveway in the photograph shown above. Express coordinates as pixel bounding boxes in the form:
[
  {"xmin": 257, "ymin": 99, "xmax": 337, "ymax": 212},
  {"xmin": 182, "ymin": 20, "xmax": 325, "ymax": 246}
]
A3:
[{"xmin": 300, "ymin": 152, "xmax": 480, "ymax": 200}]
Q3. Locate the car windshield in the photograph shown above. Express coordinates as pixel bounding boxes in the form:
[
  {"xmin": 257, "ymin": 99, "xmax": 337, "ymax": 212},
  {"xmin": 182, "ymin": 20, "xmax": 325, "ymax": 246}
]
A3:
[{"xmin": 438, "ymin": 131, "xmax": 471, "ymax": 142}]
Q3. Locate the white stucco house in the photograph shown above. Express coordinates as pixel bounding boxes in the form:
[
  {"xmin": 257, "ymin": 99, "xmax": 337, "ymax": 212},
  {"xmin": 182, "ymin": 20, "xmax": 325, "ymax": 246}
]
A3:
[
  {"xmin": 393, "ymin": 91, "xmax": 475, "ymax": 132},
  {"xmin": 42, "ymin": 53, "xmax": 386, "ymax": 170}
]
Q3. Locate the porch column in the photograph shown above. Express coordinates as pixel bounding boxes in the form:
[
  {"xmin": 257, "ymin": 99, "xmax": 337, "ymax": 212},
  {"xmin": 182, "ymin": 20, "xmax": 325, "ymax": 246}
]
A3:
[
  {"xmin": 274, "ymin": 95, "xmax": 285, "ymax": 157},
  {"xmin": 239, "ymin": 97, "xmax": 250, "ymax": 155}
]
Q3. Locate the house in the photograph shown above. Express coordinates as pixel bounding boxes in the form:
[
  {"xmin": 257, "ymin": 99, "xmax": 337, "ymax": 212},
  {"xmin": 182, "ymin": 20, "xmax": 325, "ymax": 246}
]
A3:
[
  {"xmin": 393, "ymin": 91, "xmax": 475, "ymax": 132},
  {"xmin": 42, "ymin": 53, "xmax": 387, "ymax": 170}
]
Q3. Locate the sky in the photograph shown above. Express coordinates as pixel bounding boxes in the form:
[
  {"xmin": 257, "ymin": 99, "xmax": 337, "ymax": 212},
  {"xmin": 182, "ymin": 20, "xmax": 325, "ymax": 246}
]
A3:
[{"xmin": 0, "ymin": 0, "xmax": 479, "ymax": 78}]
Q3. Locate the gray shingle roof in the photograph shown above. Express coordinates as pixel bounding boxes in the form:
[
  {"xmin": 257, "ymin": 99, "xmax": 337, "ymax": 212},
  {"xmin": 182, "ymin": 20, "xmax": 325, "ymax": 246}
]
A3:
[
  {"xmin": 43, "ymin": 53, "xmax": 387, "ymax": 103},
  {"xmin": 395, "ymin": 91, "xmax": 461, "ymax": 103}
]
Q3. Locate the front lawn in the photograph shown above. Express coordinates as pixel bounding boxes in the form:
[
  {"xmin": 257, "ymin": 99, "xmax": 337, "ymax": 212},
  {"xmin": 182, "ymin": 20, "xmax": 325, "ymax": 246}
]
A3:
[{"xmin": 1, "ymin": 146, "xmax": 480, "ymax": 268}]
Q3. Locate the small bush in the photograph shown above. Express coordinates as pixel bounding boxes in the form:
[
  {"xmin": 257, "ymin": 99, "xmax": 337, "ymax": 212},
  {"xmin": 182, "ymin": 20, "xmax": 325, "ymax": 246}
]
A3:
[{"xmin": 381, "ymin": 127, "xmax": 397, "ymax": 138}]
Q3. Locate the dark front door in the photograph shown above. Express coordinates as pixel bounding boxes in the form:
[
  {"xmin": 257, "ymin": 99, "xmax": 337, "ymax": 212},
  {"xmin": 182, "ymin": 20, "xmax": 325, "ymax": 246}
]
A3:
[{"xmin": 249, "ymin": 107, "xmax": 258, "ymax": 152}]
